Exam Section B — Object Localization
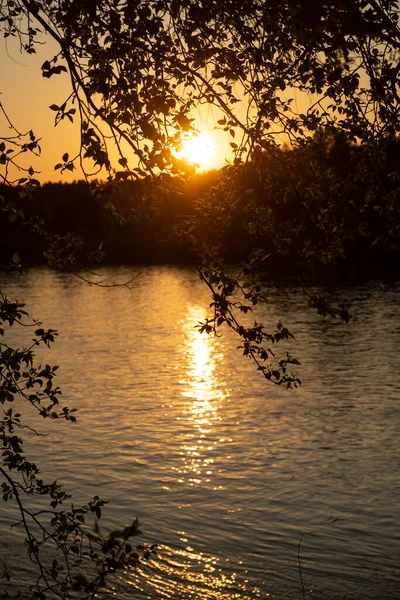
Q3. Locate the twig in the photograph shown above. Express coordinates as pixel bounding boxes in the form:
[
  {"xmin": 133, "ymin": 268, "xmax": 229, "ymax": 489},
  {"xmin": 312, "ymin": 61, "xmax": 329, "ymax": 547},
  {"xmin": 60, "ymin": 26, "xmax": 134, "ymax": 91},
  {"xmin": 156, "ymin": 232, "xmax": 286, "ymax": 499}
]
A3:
[
  {"xmin": 298, "ymin": 533, "xmax": 306, "ymax": 600},
  {"xmin": 66, "ymin": 266, "xmax": 141, "ymax": 289}
]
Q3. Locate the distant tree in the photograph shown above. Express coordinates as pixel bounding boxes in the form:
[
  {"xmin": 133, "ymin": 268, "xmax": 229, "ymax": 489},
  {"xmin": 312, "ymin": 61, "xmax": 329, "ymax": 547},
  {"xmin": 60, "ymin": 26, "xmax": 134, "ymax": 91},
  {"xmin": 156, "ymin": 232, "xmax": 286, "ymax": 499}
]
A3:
[{"xmin": 1, "ymin": 1, "xmax": 399, "ymax": 597}]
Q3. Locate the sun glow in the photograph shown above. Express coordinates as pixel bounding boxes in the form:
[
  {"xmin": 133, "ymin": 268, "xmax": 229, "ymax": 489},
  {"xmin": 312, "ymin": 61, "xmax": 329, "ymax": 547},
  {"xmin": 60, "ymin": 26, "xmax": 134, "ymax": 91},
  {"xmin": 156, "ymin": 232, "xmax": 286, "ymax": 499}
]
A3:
[{"xmin": 177, "ymin": 133, "xmax": 215, "ymax": 171}]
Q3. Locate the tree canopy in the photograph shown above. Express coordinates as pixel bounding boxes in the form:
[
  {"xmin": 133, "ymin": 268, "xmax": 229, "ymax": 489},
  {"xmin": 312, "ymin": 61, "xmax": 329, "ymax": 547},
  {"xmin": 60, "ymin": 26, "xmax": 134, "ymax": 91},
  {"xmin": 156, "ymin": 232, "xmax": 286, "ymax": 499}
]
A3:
[{"xmin": 1, "ymin": 0, "xmax": 400, "ymax": 180}]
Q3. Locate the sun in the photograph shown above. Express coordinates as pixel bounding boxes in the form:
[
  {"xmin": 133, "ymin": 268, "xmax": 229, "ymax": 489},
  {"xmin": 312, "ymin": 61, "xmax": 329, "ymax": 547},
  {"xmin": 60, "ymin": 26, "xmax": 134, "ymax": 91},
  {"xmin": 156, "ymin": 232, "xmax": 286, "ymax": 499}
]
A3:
[{"xmin": 177, "ymin": 133, "xmax": 215, "ymax": 171}]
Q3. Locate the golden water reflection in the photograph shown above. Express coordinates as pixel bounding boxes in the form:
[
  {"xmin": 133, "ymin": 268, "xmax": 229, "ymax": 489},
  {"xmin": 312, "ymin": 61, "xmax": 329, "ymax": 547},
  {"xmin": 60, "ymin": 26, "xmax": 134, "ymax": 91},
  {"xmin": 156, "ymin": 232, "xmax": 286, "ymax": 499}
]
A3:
[
  {"xmin": 175, "ymin": 305, "xmax": 229, "ymax": 488},
  {"xmin": 125, "ymin": 304, "xmax": 265, "ymax": 599},
  {"xmin": 125, "ymin": 543, "xmax": 264, "ymax": 600}
]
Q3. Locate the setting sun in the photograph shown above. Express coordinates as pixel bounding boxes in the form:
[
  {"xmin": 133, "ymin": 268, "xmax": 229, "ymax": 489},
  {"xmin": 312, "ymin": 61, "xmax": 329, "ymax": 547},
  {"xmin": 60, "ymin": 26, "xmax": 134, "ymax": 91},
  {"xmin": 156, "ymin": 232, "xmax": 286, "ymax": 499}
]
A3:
[{"xmin": 177, "ymin": 133, "xmax": 215, "ymax": 171}]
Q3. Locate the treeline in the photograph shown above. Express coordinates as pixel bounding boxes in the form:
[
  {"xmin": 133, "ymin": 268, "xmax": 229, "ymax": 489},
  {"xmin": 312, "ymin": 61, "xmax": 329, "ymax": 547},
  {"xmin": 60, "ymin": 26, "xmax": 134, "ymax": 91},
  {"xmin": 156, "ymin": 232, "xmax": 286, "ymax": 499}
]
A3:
[
  {"xmin": 0, "ymin": 171, "xmax": 217, "ymax": 266},
  {"xmin": 1, "ymin": 130, "xmax": 400, "ymax": 278},
  {"xmin": 194, "ymin": 130, "xmax": 400, "ymax": 278}
]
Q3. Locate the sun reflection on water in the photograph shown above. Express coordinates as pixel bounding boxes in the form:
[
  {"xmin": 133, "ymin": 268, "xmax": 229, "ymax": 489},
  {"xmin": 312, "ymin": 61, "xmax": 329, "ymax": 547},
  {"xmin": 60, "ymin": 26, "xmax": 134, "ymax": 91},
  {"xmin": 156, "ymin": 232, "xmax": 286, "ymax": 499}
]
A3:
[
  {"xmin": 124, "ymin": 305, "xmax": 253, "ymax": 600},
  {"xmin": 125, "ymin": 543, "xmax": 262, "ymax": 600},
  {"xmin": 175, "ymin": 305, "xmax": 229, "ymax": 488}
]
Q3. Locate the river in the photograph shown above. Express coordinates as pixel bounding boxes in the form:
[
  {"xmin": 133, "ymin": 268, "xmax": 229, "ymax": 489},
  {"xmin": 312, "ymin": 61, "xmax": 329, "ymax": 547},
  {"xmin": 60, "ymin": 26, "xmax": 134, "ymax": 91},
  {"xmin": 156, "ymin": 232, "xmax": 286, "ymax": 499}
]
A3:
[{"xmin": 0, "ymin": 266, "xmax": 399, "ymax": 599}]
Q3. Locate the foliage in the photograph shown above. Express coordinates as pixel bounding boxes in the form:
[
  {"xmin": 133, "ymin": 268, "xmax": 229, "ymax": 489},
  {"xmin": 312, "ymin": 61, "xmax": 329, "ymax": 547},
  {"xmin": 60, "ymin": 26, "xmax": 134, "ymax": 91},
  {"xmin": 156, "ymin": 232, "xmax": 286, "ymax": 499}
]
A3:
[
  {"xmin": 2, "ymin": 1, "xmax": 400, "ymax": 275},
  {"xmin": 195, "ymin": 259, "xmax": 301, "ymax": 388},
  {"xmin": 2, "ymin": 132, "xmax": 400, "ymax": 273},
  {"xmin": 1, "ymin": 1, "xmax": 400, "ymax": 181},
  {"xmin": 0, "ymin": 292, "xmax": 156, "ymax": 598},
  {"xmin": 189, "ymin": 131, "xmax": 400, "ymax": 275}
]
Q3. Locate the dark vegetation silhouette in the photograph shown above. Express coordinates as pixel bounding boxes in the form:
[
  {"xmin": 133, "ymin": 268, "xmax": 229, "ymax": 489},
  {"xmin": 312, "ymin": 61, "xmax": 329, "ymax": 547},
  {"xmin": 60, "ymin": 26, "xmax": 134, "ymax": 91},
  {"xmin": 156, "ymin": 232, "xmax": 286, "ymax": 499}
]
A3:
[
  {"xmin": 1, "ymin": 1, "xmax": 400, "ymax": 598},
  {"xmin": 1, "ymin": 132, "xmax": 399, "ymax": 277}
]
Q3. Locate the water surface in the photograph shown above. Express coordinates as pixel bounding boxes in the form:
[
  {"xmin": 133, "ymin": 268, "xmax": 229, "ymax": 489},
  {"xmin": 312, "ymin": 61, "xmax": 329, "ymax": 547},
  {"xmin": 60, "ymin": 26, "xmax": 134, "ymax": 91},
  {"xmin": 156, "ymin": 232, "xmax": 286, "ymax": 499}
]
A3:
[{"xmin": 0, "ymin": 266, "xmax": 399, "ymax": 599}]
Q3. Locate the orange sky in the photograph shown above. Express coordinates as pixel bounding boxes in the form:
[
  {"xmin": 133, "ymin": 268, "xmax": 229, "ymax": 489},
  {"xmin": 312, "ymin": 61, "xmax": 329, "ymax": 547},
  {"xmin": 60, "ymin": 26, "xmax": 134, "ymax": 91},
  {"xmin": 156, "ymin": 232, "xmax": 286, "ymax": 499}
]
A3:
[{"xmin": 1, "ymin": 35, "xmax": 234, "ymax": 183}]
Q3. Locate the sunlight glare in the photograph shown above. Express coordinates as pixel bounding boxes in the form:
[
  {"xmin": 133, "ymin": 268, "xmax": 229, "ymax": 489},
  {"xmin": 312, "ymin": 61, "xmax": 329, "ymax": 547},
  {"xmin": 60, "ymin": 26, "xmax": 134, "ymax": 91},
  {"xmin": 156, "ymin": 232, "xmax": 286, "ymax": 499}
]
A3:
[
  {"xmin": 178, "ymin": 133, "xmax": 215, "ymax": 170},
  {"xmin": 176, "ymin": 305, "xmax": 228, "ymax": 487}
]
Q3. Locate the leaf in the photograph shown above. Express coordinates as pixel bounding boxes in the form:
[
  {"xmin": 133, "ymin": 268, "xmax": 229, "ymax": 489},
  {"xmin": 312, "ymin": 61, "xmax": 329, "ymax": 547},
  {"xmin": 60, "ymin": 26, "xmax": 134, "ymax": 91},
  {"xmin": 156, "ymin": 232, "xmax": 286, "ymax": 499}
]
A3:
[
  {"xmin": 12, "ymin": 252, "xmax": 21, "ymax": 265},
  {"xmin": 49, "ymin": 104, "xmax": 59, "ymax": 111},
  {"xmin": 62, "ymin": 153, "xmax": 69, "ymax": 162}
]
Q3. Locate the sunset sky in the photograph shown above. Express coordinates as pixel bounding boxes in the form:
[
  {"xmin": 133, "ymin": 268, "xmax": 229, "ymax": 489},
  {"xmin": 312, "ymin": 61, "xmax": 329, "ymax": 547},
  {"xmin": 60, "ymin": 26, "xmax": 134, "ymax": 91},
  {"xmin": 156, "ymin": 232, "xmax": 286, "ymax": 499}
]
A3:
[{"xmin": 1, "ymin": 35, "xmax": 234, "ymax": 183}]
